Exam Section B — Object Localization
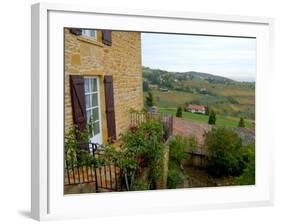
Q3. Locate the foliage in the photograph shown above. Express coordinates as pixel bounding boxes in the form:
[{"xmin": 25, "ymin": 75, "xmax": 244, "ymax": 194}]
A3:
[
  {"xmin": 132, "ymin": 179, "xmax": 149, "ymax": 191},
  {"xmin": 238, "ymin": 117, "xmax": 245, "ymax": 128},
  {"xmin": 169, "ymin": 136, "xmax": 190, "ymax": 167},
  {"xmin": 64, "ymin": 124, "xmax": 93, "ymax": 167},
  {"xmin": 120, "ymin": 118, "xmax": 165, "ymax": 189},
  {"xmin": 235, "ymin": 144, "xmax": 255, "ymax": 185},
  {"xmin": 167, "ymin": 135, "xmax": 194, "ymax": 189},
  {"xmin": 187, "ymin": 136, "xmax": 197, "ymax": 152},
  {"xmin": 167, "ymin": 166, "xmax": 183, "ymax": 189},
  {"xmin": 208, "ymin": 110, "xmax": 216, "ymax": 124},
  {"xmin": 146, "ymin": 91, "xmax": 155, "ymax": 108},
  {"xmin": 65, "ymin": 114, "xmax": 167, "ymax": 191},
  {"xmin": 205, "ymin": 127, "xmax": 246, "ymax": 177},
  {"xmin": 176, "ymin": 106, "xmax": 183, "ymax": 117}
]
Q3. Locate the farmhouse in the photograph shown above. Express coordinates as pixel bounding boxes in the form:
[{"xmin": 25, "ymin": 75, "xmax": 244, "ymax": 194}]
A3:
[
  {"xmin": 186, "ymin": 104, "xmax": 206, "ymax": 114},
  {"xmin": 64, "ymin": 28, "xmax": 143, "ymax": 144}
]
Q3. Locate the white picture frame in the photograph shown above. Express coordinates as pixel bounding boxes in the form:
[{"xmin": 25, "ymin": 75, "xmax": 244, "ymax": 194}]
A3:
[{"xmin": 31, "ymin": 2, "xmax": 274, "ymax": 221}]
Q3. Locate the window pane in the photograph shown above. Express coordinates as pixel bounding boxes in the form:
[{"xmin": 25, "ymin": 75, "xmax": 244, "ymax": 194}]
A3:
[
  {"xmin": 84, "ymin": 78, "xmax": 89, "ymax": 93},
  {"xmin": 85, "ymin": 95, "xmax": 91, "ymax": 108},
  {"xmin": 89, "ymin": 78, "xmax": 97, "ymax": 92},
  {"xmin": 93, "ymin": 121, "xmax": 100, "ymax": 135},
  {"xmin": 92, "ymin": 108, "xmax": 99, "ymax": 121},
  {"xmin": 86, "ymin": 110, "xmax": 91, "ymax": 123},
  {"xmin": 92, "ymin": 93, "xmax": 98, "ymax": 106},
  {"xmin": 90, "ymin": 30, "xmax": 96, "ymax": 38}
]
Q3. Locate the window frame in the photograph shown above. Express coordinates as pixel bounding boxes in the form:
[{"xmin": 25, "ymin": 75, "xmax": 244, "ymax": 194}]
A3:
[
  {"xmin": 84, "ymin": 76, "xmax": 102, "ymax": 139},
  {"xmin": 81, "ymin": 29, "xmax": 97, "ymax": 40}
]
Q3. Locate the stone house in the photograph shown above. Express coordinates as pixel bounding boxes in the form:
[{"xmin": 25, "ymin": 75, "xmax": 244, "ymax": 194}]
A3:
[{"xmin": 64, "ymin": 28, "xmax": 143, "ymax": 144}]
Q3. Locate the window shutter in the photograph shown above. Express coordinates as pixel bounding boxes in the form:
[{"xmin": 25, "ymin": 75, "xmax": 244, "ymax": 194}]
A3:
[
  {"xmin": 69, "ymin": 28, "xmax": 82, "ymax": 35},
  {"xmin": 102, "ymin": 30, "xmax": 112, "ymax": 46},
  {"xmin": 70, "ymin": 75, "xmax": 87, "ymax": 132},
  {"xmin": 104, "ymin": 75, "xmax": 116, "ymax": 143}
]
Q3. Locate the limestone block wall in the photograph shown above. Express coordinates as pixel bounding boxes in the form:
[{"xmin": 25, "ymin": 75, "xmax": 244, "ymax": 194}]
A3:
[{"xmin": 64, "ymin": 29, "xmax": 143, "ymax": 143}]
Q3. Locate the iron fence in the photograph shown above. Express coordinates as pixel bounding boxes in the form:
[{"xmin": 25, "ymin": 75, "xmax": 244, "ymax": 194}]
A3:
[{"xmin": 64, "ymin": 143, "xmax": 122, "ymax": 193}]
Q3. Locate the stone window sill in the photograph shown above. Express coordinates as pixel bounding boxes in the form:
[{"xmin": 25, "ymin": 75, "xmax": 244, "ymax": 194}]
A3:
[{"xmin": 77, "ymin": 36, "xmax": 104, "ymax": 47}]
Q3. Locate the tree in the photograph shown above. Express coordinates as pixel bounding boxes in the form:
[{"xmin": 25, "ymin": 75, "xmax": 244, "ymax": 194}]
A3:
[
  {"xmin": 146, "ymin": 91, "xmax": 155, "ymax": 107},
  {"xmin": 208, "ymin": 110, "xmax": 216, "ymax": 124},
  {"xmin": 205, "ymin": 127, "xmax": 245, "ymax": 177},
  {"xmin": 176, "ymin": 106, "xmax": 183, "ymax": 117},
  {"xmin": 238, "ymin": 117, "xmax": 245, "ymax": 128},
  {"xmin": 235, "ymin": 144, "xmax": 255, "ymax": 185}
]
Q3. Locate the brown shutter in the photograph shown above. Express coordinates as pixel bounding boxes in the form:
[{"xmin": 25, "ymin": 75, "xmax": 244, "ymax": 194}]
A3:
[
  {"xmin": 104, "ymin": 75, "xmax": 116, "ymax": 143},
  {"xmin": 102, "ymin": 30, "xmax": 112, "ymax": 46},
  {"xmin": 69, "ymin": 28, "xmax": 82, "ymax": 35},
  {"xmin": 70, "ymin": 75, "xmax": 87, "ymax": 132}
]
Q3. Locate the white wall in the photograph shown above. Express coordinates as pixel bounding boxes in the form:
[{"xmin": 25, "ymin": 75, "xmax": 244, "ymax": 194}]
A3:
[{"xmin": 0, "ymin": 0, "xmax": 280, "ymax": 223}]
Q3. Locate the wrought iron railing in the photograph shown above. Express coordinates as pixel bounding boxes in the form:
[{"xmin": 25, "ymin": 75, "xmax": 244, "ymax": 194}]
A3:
[{"xmin": 64, "ymin": 142, "xmax": 122, "ymax": 193}]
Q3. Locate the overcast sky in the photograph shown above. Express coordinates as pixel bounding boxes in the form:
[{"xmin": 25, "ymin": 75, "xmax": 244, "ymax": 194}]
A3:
[{"xmin": 141, "ymin": 33, "xmax": 256, "ymax": 82}]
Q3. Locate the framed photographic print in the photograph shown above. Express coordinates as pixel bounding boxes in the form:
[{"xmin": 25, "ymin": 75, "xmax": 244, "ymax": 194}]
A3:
[{"xmin": 31, "ymin": 2, "xmax": 274, "ymax": 221}]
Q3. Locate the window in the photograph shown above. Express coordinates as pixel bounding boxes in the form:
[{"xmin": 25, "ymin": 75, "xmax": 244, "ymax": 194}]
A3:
[
  {"xmin": 81, "ymin": 29, "xmax": 97, "ymax": 40},
  {"xmin": 84, "ymin": 77, "xmax": 101, "ymax": 140}
]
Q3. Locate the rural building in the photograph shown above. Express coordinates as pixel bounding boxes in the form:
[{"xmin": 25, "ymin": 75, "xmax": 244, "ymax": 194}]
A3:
[
  {"xmin": 64, "ymin": 28, "xmax": 143, "ymax": 144},
  {"xmin": 186, "ymin": 104, "xmax": 206, "ymax": 114}
]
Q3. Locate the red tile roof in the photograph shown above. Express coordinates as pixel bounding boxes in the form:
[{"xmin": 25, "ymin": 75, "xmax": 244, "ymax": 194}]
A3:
[{"xmin": 187, "ymin": 104, "xmax": 206, "ymax": 111}]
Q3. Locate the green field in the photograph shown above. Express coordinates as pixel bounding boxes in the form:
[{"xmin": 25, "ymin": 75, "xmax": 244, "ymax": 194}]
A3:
[
  {"xmin": 159, "ymin": 108, "xmax": 253, "ymax": 129},
  {"xmin": 144, "ymin": 90, "xmax": 255, "ymax": 120}
]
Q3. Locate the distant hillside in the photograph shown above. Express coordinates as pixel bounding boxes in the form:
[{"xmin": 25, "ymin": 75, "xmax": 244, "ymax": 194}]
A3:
[
  {"xmin": 142, "ymin": 66, "xmax": 255, "ymax": 119},
  {"xmin": 142, "ymin": 66, "xmax": 244, "ymax": 85},
  {"xmin": 181, "ymin": 71, "xmax": 235, "ymax": 83}
]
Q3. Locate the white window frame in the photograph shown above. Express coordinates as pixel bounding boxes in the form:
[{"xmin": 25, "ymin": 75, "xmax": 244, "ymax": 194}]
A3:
[
  {"xmin": 84, "ymin": 77, "xmax": 102, "ymax": 144},
  {"xmin": 81, "ymin": 29, "xmax": 97, "ymax": 40}
]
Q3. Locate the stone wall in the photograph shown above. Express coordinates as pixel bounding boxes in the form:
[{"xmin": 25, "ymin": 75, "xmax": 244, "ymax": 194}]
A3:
[{"xmin": 64, "ymin": 29, "xmax": 143, "ymax": 143}]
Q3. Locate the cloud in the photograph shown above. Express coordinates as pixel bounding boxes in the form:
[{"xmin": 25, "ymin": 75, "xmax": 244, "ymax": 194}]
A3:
[{"xmin": 141, "ymin": 33, "xmax": 256, "ymax": 82}]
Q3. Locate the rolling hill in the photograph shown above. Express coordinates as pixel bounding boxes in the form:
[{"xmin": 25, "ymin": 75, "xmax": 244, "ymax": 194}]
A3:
[{"xmin": 142, "ymin": 66, "xmax": 255, "ymax": 121}]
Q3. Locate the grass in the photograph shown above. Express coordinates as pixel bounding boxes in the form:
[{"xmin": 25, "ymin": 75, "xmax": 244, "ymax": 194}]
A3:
[
  {"xmin": 159, "ymin": 108, "xmax": 253, "ymax": 129},
  {"xmin": 144, "ymin": 90, "xmax": 255, "ymax": 119}
]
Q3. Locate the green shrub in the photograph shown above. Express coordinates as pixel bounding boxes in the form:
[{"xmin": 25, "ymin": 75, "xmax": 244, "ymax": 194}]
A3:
[
  {"xmin": 167, "ymin": 166, "xmax": 183, "ymax": 189},
  {"xmin": 238, "ymin": 117, "xmax": 245, "ymax": 128},
  {"xmin": 208, "ymin": 110, "xmax": 216, "ymax": 124},
  {"xmin": 235, "ymin": 144, "xmax": 255, "ymax": 185},
  {"xmin": 176, "ymin": 106, "xmax": 183, "ymax": 117},
  {"xmin": 120, "ymin": 119, "xmax": 165, "ymax": 189},
  {"xmin": 146, "ymin": 91, "xmax": 155, "ymax": 107},
  {"xmin": 132, "ymin": 179, "xmax": 149, "ymax": 191},
  {"xmin": 205, "ymin": 127, "xmax": 245, "ymax": 177},
  {"xmin": 167, "ymin": 136, "xmax": 194, "ymax": 189},
  {"xmin": 187, "ymin": 136, "xmax": 197, "ymax": 153},
  {"xmin": 169, "ymin": 136, "xmax": 189, "ymax": 167}
]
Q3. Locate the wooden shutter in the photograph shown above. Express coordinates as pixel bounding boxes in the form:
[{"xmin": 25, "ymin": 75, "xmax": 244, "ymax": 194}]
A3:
[
  {"xmin": 69, "ymin": 28, "xmax": 82, "ymax": 35},
  {"xmin": 102, "ymin": 30, "xmax": 112, "ymax": 46},
  {"xmin": 70, "ymin": 75, "xmax": 87, "ymax": 132},
  {"xmin": 104, "ymin": 75, "xmax": 116, "ymax": 143}
]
